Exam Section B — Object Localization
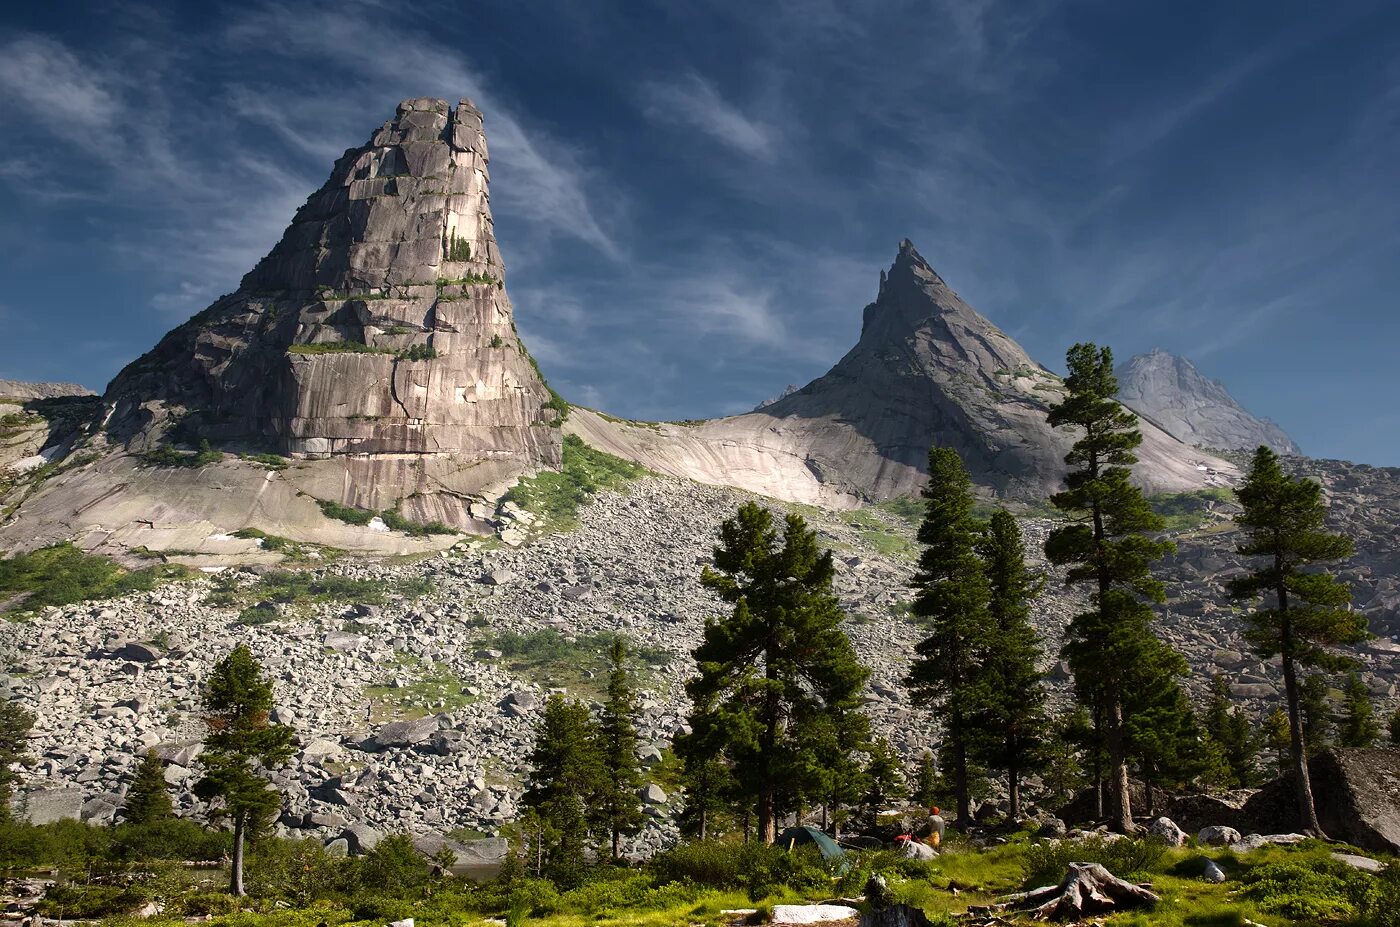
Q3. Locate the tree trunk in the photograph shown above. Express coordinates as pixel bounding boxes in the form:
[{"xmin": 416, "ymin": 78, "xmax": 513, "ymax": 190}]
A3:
[
  {"xmin": 760, "ymin": 791, "xmax": 777, "ymax": 844},
  {"xmin": 1278, "ymin": 566, "xmax": 1326, "ymax": 838},
  {"xmin": 230, "ymin": 812, "xmax": 246, "ymax": 897},
  {"xmin": 612, "ymin": 825, "xmax": 620, "ymax": 859},
  {"xmin": 1106, "ymin": 697, "xmax": 1134, "ymax": 833},
  {"xmin": 1008, "ymin": 752, "xmax": 1021, "ymax": 821},
  {"xmin": 1092, "ymin": 703, "xmax": 1104, "ymax": 820},
  {"xmin": 974, "ymin": 862, "xmax": 1160, "ymax": 920},
  {"xmin": 954, "ymin": 721, "xmax": 971, "ymax": 826}
]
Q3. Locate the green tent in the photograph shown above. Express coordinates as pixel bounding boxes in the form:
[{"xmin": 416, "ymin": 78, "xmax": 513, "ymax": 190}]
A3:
[{"xmin": 777, "ymin": 825, "xmax": 846, "ymax": 861}]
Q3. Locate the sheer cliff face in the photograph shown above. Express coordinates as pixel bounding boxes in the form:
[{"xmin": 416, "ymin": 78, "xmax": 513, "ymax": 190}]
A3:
[
  {"xmin": 1117, "ymin": 349, "xmax": 1301, "ymax": 456},
  {"xmin": 104, "ymin": 97, "xmax": 561, "ymax": 517},
  {"xmin": 569, "ymin": 241, "xmax": 1235, "ymax": 505}
]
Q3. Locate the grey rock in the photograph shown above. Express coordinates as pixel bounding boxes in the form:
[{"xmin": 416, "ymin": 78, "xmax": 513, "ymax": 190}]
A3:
[
  {"xmin": 369, "ymin": 716, "xmax": 440, "ymax": 750},
  {"xmin": 113, "ymin": 641, "xmax": 162, "ymax": 662},
  {"xmin": 1202, "ymin": 860, "xmax": 1226, "ymax": 883},
  {"xmin": 1148, "ymin": 817, "xmax": 1187, "ymax": 847},
  {"xmin": 341, "ymin": 822, "xmax": 384, "ymax": 854},
  {"xmin": 642, "ymin": 784, "xmax": 667, "ymax": 805},
  {"xmin": 22, "ymin": 787, "xmax": 85, "ymax": 824},
  {"xmin": 1197, "ymin": 826, "xmax": 1242, "ymax": 846},
  {"xmin": 1332, "ymin": 852, "xmax": 1384, "ymax": 873}
]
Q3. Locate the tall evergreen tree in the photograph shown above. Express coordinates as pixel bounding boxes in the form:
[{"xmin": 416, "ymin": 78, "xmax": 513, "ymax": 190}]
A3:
[
  {"xmin": 122, "ymin": 749, "xmax": 174, "ymax": 825},
  {"xmin": 595, "ymin": 637, "xmax": 645, "ymax": 858},
  {"xmin": 1230, "ymin": 445, "xmax": 1366, "ymax": 837},
  {"xmin": 1340, "ymin": 672, "xmax": 1381, "ymax": 748},
  {"xmin": 1043, "ymin": 343, "xmax": 1176, "ymax": 833},
  {"xmin": 0, "ymin": 702, "xmax": 34, "ymax": 824},
  {"xmin": 673, "ymin": 697, "xmax": 738, "ymax": 841},
  {"xmin": 523, "ymin": 695, "xmax": 605, "ymax": 886},
  {"xmin": 194, "ymin": 646, "xmax": 294, "ymax": 896},
  {"xmin": 687, "ymin": 502, "xmax": 869, "ymax": 843},
  {"xmin": 1202, "ymin": 675, "xmax": 1261, "ymax": 787},
  {"xmin": 970, "ymin": 508, "xmax": 1047, "ymax": 820},
  {"xmin": 1042, "ymin": 712, "xmax": 1088, "ymax": 808},
  {"xmin": 860, "ymin": 738, "xmax": 906, "ymax": 825},
  {"xmin": 1122, "ymin": 644, "xmax": 1198, "ymax": 813},
  {"xmin": 905, "ymin": 447, "xmax": 994, "ymax": 826},
  {"xmin": 910, "ymin": 751, "xmax": 941, "ymax": 808}
]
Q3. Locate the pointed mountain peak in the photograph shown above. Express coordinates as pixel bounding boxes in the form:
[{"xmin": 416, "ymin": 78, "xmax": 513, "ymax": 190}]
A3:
[{"xmin": 1117, "ymin": 350, "xmax": 1300, "ymax": 455}]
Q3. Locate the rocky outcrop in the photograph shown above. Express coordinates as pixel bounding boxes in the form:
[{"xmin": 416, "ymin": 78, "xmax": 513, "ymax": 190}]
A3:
[
  {"xmin": 1242, "ymin": 749, "xmax": 1400, "ymax": 853},
  {"xmin": 1116, "ymin": 349, "xmax": 1300, "ymax": 455},
  {"xmin": 1, "ymin": 98, "xmax": 560, "ymax": 555},
  {"xmin": 574, "ymin": 242, "xmax": 1234, "ymax": 505}
]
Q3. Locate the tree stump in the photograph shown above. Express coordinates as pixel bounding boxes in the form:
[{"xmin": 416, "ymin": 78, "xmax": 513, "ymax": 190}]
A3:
[{"xmin": 968, "ymin": 863, "xmax": 1160, "ymax": 921}]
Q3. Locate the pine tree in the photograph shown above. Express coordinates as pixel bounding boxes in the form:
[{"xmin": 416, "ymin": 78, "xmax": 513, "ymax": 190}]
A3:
[
  {"xmin": 194, "ymin": 646, "xmax": 294, "ymax": 896},
  {"xmin": 970, "ymin": 508, "xmax": 1047, "ymax": 820},
  {"xmin": 905, "ymin": 447, "xmax": 994, "ymax": 826},
  {"xmin": 673, "ymin": 697, "xmax": 738, "ymax": 840},
  {"xmin": 595, "ymin": 637, "xmax": 645, "ymax": 858},
  {"xmin": 0, "ymin": 702, "xmax": 34, "ymax": 824},
  {"xmin": 1388, "ymin": 708, "xmax": 1400, "ymax": 746},
  {"xmin": 1340, "ymin": 672, "xmax": 1381, "ymax": 748},
  {"xmin": 860, "ymin": 738, "xmax": 906, "ymax": 825},
  {"xmin": 122, "ymin": 749, "xmax": 174, "ymax": 825},
  {"xmin": 523, "ymin": 695, "xmax": 604, "ymax": 886},
  {"xmin": 1041, "ymin": 713, "xmax": 1088, "ymax": 808},
  {"xmin": 1263, "ymin": 708, "xmax": 1292, "ymax": 776},
  {"xmin": 1122, "ymin": 641, "xmax": 1196, "ymax": 813},
  {"xmin": 687, "ymin": 502, "xmax": 870, "ymax": 843},
  {"xmin": 1299, "ymin": 674, "xmax": 1334, "ymax": 756},
  {"xmin": 1230, "ymin": 446, "xmax": 1366, "ymax": 836},
  {"xmin": 1043, "ymin": 343, "xmax": 1176, "ymax": 833},
  {"xmin": 1202, "ymin": 675, "xmax": 1261, "ymax": 787}
]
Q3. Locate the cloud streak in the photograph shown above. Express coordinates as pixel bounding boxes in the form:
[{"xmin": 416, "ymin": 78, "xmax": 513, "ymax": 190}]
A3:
[{"xmin": 640, "ymin": 73, "xmax": 779, "ymax": 160}]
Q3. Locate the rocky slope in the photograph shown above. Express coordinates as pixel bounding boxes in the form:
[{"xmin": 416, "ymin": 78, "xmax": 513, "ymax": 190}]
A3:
[
  {"xmin": 0, "ymin": 380, "xmax": 94, "ymax": 401},
  {"xmin": 573, "ymin": 242, "xmax": 1234, "ymax": 506},
  {"xmin": 0, "ymin": 98, "xmax": 560, "ymax": 557},
  {"xmin": 1116, "ymin": 349, "xmax": 1300, "ymax": 455},
  {"xmin": 4, "ymin": 457, "xmax": 1397, "ymax": 856}
]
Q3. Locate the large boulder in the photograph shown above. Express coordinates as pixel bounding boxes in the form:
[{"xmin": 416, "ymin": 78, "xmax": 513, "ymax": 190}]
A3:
[
  {"xmin": 1241, "ymin": 749, "xmax": 1400, "ymax": 854},
  {"xmin": 368, "ymin": 716, "xmax": 440, "ymax": 751},
  {"xmin": 21, "ymin": 787, "xmax": 85, "ymax": 824}
]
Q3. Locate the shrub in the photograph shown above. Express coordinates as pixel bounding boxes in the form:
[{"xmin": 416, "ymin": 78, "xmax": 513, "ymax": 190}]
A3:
[
  {"xmin": 1022, "ymin": 837, "xmax": 1168, "ymax": 890},
  {"xmin": 109, "ymin": 818, "xmax": 229, "ymax": 862},
  {"xmin": 380, "ymin": 509, "xmax": 454, "ymax": 536},
  {"xmin": 237, "ymin": 603, "xmax": 279, "ymax": 625},
  {"xmin": 502, "ymin": 434, "xmax": 646, "ymax": 530},
  {"xmin": 141, "ymin": 439, "xmax": 222, "ymax": 468},
  {"xmin": 490, "ymin": 334, "xmax": 505, "ymax": 348},
  {"xmin": 246, "ymin": 838, "xmax": 347, "ymax": 904},
  {"xmin": 355, "ymin": 833, "xmax": 431, "ymax": 896},
  {"xmin": 318, "ymin": 499, "xmax": 375, "ymax": 526},
  {"xmin": 1239, "ymin": 855, "xmax": 1378, "ymax": 922},
  {"xmin": 36, "ymin": 883, "xmax": 151, "ymax": 918},
  {"xmin": 649, "ymin": 840, "xmax": 833, "ymax": 899}
]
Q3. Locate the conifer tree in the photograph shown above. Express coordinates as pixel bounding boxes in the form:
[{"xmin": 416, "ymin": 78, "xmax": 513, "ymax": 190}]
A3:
[
  {"xmin": 687, "ymin": 502, "xmax": 869, "ymax": 844},
  {"xmin": 860, "ymin": 738, "xmax": 906, "ymax": 825},
  {"xmin": 1044, "ymin": 343, "xmax": 1176, "ymax": 833},
  {"xmin": 1263, "ymin": 708, "xmax": 1292, "ymax": 776},
  {"xmin": 1230, "ymin": 446, "xmax": 1366, "ymax": 836},
  {"xmin": 673, "ymin": 698, "xmax": 738, "ymax": 841},
  {"xmin": 906, "ymin": 447, "xmax": 994, "ymax": 826},
  {"xmin": 1042, "ymin": 713, "xmax": 1088, "ymax": 808},
  {"xmin": 122, "ymin": 749, "xmax": 174, "ymax": 826},
  {"xmin": 523, "ymin": 695, "xmax": 604, "ymax": 886},
  {"xmin": 1299, "ymin": 674, "xmax": 1334, "ymax": 756},
  {"xmin": 195, "ymin": 646, "xmax": 295, "ymax": 896},
  {"xmin": 1202, "ymin": 675, "xmax": 1261, "ymax": 787},
  {"xmin": 1340, "ymin": 671, "xmax": 1381, "ymax": 748},
  {"xmin": 1388, "ymin": 708, "xmax": 1400, "ymax": 746},
  {"xmin": 970, "ymin": 508, "xmax": 1047, "ymax": 820},
  {"xmin": 0, "ymin": 702, "xmax": 34, "ymax": 824},
  {"xmin": 1125, "ymin": 649, "xmax": 1199, "ymax": 813},
  {"xmin": 595, "ymin": 637, "xmax": 645, "ymax": 858},
  {"xmin": 910, "ymin": 751, "xmax": 941, "ymax": 808}
]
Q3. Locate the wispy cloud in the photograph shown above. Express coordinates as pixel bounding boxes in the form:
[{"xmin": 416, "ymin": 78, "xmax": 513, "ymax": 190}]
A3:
[{"xmin": 640, "ymin": 73, "xmax": 779, "ymax": 160}]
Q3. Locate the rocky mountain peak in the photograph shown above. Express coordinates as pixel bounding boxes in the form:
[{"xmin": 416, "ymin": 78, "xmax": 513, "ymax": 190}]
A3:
[{"xmin": 1116, "ymin": 350, "xmax": 1300, "ymax": 455}]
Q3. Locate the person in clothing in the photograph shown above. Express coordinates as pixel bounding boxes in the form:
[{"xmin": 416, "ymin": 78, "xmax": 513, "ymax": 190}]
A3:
[{"xmin": 928, "ymin": 806, "xmax": 946, "ymax": 847}]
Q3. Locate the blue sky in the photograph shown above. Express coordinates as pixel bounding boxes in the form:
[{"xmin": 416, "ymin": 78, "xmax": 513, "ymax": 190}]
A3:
[{"xmin": 1, "ymin": 1, "xmax": 1398, "ymax": 463}]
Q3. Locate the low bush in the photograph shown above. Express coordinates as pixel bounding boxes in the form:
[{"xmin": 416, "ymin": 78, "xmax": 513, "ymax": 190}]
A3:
[
  {"xmin": 109, "ymin": 819, "xmax": 229, "ymax": 862},
  {"xmin": 649, "ymin": 840, "xmax": 834, "ymax": 900},
  {"xmin": 0, "ymin": 543, "xmax": 190, "ymax": 616},
  {"xmin": 1239, "ymin": 854, "xmax": 1379, "ymax": 922},
  {"xmin": 140, "ymin": 439, "xmax": 222, "ymax": 468},
  {"xmin": 36, "ymin": 882, "xmax": 151, "ymax": 918},
  {"xmin": 237, "ymin": 603, "xmax": 279, "ymax": 625}
]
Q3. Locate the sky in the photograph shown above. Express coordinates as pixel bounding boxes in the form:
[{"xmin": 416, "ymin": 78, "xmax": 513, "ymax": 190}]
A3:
[{"xmin": 1, "ymin": 1, "xmax": 1398, "ymax": 464}]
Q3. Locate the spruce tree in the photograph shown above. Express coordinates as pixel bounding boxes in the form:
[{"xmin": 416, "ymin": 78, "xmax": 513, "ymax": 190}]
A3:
[
  {"xmin": 595, "ymin": 637, "xmax": 645, "ymax": 858},
  {"xmin": 970, "ymin": 508, "xmax": 1047, "ymax": 820},
  {"xmin": 194, "ymin": 646, "xmax": 294, "ymax": 896},
  {"xmin": 688, "ymin": 502, "xmax": 869, "ymax": 844},
  {"xmin": 1230, "ymin": 446, "xmax": 1366, "ymax": 836},
  {"xmin": 1122, "ymin": 641, "xmax": 1196, "ymax": 813},
  {"xmin": 905, "ymin": 446, "xmax": 994, "ymax": 826},
  {"xmin": 123, "ymin": 749, "xmax": 174, "ymax": 825},
  {"xmin": 523, "ymin": 695, "xmax": 604, "ymax": 886},
  {"xmin": 0, "ymin": 702, "xmax": 34, "ymax": 824},
  {"xmin": 910, "ymin": 751, "xmax": 940, "ymax": 808},
  {"xmin": 1043, "ymin": 343, "xmax": 1176, "ymax": 833},
  {"xmin": 1340, "ymin": 672, "xmax": 1381, "ymax": 748},
  {"xmin": 1202, "ymin": 675, "xmax": 1261, "ymax": 787},
  {"xmin": 673, "ymin": 698, "xmax": 737, "ymax": 840},
  {"xmin": 860, "ymin": 738, "xmax": 906, "ymax": 825},
  {"xmin": 1042, "ymin": 712, "xmax": 1088, "ymax": 808}
]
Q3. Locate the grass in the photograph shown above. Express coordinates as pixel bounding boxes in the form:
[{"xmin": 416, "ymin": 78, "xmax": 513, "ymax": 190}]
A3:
[
  {"xmin": 502, "ymin": 435, "xmax": 647, "ymax": 531},
  {"xmin": 316, "ymin": 500, "xmax": 455, "ymax": 536},
  {"xmin": 0, "ymin": 543, "xmax": 191, "ymax": 616},
  {"xmin": 229, "ymin": 528, "xmax": 339, "ymax": 564},
  {"xmin": 839, "ymin": 507, "xmax": 918, "ymax": 559},
  {"xmin": 239, "ymin": 452, "xmax": 290, "ymax": 470},
  {"xmin": 364, "ymin": 660, "xmax": 477, "ymax": 722},
  {"xmin": 488, "ymin": 629, "xmax": 671, "ymax": 699},
  {"xmin": 1150, "ymin": 487, "xmax": 1237, "ymax": 532}
]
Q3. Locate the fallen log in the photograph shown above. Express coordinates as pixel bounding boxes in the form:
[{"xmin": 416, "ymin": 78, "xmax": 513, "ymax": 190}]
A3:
[{"xmin": 968, "ymin": 863, "xmax": 1160, "ymax": 921}]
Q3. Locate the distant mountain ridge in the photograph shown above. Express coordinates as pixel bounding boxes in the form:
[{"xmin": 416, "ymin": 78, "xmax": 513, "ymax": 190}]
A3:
[{"xmin": 1116, "ymin": 349, "xmax": 1300, "ymax": 455}]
